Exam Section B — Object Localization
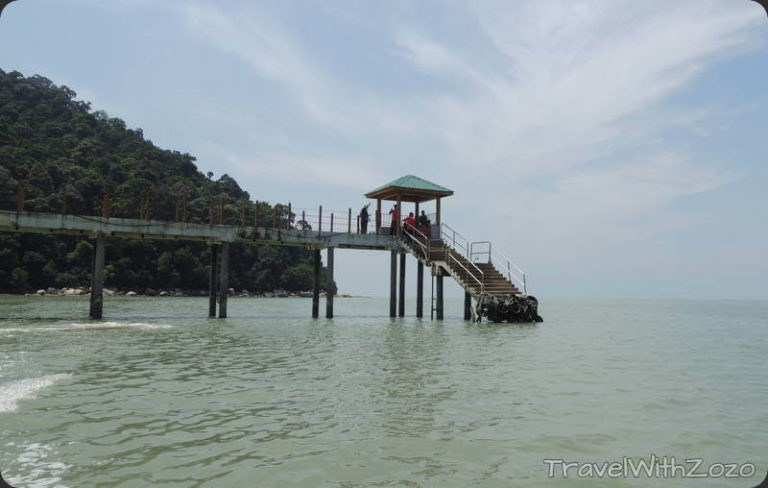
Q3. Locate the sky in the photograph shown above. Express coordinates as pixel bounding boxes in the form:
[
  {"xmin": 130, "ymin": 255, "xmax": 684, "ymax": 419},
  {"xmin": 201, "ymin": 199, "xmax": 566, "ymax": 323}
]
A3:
[{"xmin": 1, "ymin": 0, "xmax": 766, "ymax": 300}]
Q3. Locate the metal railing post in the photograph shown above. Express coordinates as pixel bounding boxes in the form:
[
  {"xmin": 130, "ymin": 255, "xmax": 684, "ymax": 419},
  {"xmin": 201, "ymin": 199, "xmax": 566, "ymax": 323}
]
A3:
[
  {"xmin": 287, "ymin": 202, "xmax": 292, "ymax": 229},
  {"xmin": 331, "ymin": 213, "xmax": 334, "ymax": 233},
  {"xmin": 318, "ymin": 205, "xmax": 323, "ymax": 235},
  {"xmin": 348, "ymin": 208, "xmax": 352, "ymax": 233},
  {"xmin": 488, "ymin": 242, "xmax": 492, "ymax": 264}
]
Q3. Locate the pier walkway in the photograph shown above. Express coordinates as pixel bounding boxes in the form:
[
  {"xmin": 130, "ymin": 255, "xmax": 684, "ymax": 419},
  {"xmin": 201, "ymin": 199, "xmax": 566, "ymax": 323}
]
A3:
[{"xmin": 0, "ymin": 175, "xmax": 540, "ymax": 323}]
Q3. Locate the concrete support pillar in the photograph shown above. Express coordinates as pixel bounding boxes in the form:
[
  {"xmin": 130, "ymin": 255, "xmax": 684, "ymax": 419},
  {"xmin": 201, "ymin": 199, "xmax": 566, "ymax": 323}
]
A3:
[
  {"xmin": 416, "ymin": 260, "xmax": 424, "ymax": 318},
  {"xmin": 398, "ymin": 252, "xmax": 406, "ymax": 317},
  {"xmin": 464, "ymin": 291, "xmax": 472, "ymax": 321},
  {"xmin": 389, "ymin": 250, "xmax": 397, "ymax": 318},
  {"xmin": 312, "ymin": 249, "xmax": 320, "ymax": 318},
  {"xmin": 89, "ymin": 233, "xmax": 105, "ymax": 320},
  {"xmin": 218, "ymin": 242, "xmax": 229, "ymax": 319},
  {"xmin": 326, "ymin": 247, "xmax": 335, "ymax": 319},
  {"xmin": 208, "ymin": 244, "xmax": 219, "ymax": 317},
  {"xmin": 436, "ymin": 271, "xmax": 444, "ymax": 320}
]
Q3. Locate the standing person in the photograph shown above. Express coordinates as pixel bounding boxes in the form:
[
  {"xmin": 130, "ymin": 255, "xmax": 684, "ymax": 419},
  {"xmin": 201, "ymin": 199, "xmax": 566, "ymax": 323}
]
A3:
[
  {"xmin": 417, "ymin": 210, "xmax": 427, "ymax": 227},
  {"xmin": 389, "ymin": 205, "xmax": 399, "ymax": 235},
  {"xmin": 404, "ymin": 212, "xmax": 416, "ymax": 242},
  {"xmin": 360, "ymin": 203, "xmax": 370, "ymax": 234}
]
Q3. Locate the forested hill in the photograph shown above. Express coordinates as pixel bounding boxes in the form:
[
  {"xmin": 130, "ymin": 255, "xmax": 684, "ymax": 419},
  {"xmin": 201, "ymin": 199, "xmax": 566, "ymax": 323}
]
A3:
[{"xmin": 0, "ymin": 69, "xmax": 328, "ymax": 294}]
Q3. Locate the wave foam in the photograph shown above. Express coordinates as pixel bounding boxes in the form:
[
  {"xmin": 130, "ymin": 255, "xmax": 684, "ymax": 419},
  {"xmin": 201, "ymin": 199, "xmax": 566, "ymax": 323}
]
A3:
[
  {"xmin": 0, "ymin": 321, "xmax": 171, "ymax": 333},
  {"xmin": 0, "ymin": 374, "xmax": 72, "ymax": 413}
]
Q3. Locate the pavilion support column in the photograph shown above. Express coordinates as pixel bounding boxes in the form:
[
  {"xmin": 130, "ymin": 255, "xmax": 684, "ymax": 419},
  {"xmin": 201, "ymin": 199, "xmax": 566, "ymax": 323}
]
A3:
[
  {"xmin": 416, "ymin": 260, "xmax": 424, "ymax": 318},
  {"xmin": 218, "ymin": 242, "xmax": 230, "ymax": 319},
  {"xmin": 436, "ymin": 197, "xmax": 442, "ymax": 238},
  {"xmin": 398, "ymin": 252, "xmax": 406, "ymax": 317},
  {"xmin": 89, "ymin": 233, "xmax": 105, "ymax": 320},
  {"xmin": 312, "ymin": 249, "xmax": 320, "ymax": 318},
  {"xmin": 208, "ymin": 244, "xmax": 219, "ymax": 317},
  {"xmin": 326, "ymin": 247, "xmax": 335, "ymax": 319},
  {"xmin": 376, "ymin": 199, "xmax": 382, "ymax": 234},
  {"xmin": 436, "ymin": 269, "xmax": 444, "ymax": 321},
  {"xmin": 389, "ymin": 250, "xmax": 397, "ymax": 318},
  {"xmin": 396, "ymin": 196, "xmax": 402, "ymax": 236},
  {"xmin": 464, "ymin": 291, "xmax": 472, "ymax": 321}
]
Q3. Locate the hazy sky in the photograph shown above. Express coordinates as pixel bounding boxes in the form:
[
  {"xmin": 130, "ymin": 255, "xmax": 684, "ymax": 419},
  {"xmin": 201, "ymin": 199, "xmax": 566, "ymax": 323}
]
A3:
[{"xmin": 1, "ymin": 0, "xmax": 766, "ymax": 300}]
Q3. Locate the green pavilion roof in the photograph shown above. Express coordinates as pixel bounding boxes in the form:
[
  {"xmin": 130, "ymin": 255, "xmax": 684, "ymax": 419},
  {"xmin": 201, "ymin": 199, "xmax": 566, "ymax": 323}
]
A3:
[{"xmin": 365, "ymin": 175, "xmax": 454, "ymax": 203}]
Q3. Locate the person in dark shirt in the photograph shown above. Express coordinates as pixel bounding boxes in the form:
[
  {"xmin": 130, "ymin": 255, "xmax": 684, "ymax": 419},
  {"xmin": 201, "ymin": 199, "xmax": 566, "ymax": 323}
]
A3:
[{"xmin": 360, "ymin": 204, "xmax": 370, "ymax": 234}]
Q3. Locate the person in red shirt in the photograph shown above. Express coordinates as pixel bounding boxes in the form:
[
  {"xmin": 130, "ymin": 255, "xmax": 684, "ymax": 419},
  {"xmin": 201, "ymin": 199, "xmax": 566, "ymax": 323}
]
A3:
[
  {"xmin": 388, "ymin": 205, "xmax": 399, "ymax": 235},
  {"xmin": 405, "ymin": 212, "xmax": 416, "ymax": 232}
]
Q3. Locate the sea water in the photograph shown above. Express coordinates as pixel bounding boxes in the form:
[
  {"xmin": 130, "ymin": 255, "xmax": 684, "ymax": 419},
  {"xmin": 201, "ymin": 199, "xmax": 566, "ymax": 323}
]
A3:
[{"xmin": 0, "ymin": 296, "xmax": 766, "ymax": 487}]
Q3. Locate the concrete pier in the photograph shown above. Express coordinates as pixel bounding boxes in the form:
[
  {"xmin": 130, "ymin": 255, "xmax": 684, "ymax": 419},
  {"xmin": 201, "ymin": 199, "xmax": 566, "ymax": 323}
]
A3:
[
  {"xmin": 398, "ymin": 253, "xmax": 406, "ymax": 317},
  {"xmin": 89, "ymin": 233, "xmax": 105, "ymax": 319},
  {"xmin": 208, "ymin": 244, "xmax": 218, "ymax": 317},
  {"xmin": 436, "ymin": 271, "xmax": 444, "ymax": 320},
  {"xmin": 312, "ymin": 249, "xmax": 320, "ymax": 318},
  {"xmin": 416, "ymin": 260, "xmax": 424, "ymax": 318},
  {"xmin": 218, "ymin": 242, "xmax": 229, "ymax": 319},
  {"xmin": 464, "ymin": 291, "xmax": 472, "ymax": 321},
  {"xmin": 326, "ymin": 247, "xmax": 335, "ymax": 318},
  {"xmin": 390, "ymin": 250, "xmax": 397, "ymax": 318}
]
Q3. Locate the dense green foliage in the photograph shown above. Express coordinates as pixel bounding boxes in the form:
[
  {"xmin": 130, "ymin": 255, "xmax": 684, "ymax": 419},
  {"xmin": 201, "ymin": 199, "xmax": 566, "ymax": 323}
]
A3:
[{"xmin": 0, "ymin": 69, "xmax": 327, "ymax": 294}]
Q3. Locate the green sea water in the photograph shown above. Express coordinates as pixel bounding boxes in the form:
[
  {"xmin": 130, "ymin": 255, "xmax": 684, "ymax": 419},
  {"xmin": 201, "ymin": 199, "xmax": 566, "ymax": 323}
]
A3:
[{"xmin": 0, "ymin": 296, "xmax": 766, "ymax": 487}]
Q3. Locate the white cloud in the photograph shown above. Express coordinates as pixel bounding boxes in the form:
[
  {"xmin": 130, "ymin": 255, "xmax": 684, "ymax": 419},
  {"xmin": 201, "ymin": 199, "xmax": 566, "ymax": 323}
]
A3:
[
  {"xmin": 179, "ymin": 0, "xmax": 763, "ymax": 296},
  {"xmin": 226, "ymin": 153, "xmax": 384, "ymax": 192}
]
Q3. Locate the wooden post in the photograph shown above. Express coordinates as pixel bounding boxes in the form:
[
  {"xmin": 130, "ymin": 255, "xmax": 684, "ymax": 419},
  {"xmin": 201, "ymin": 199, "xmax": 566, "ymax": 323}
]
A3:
[
  {"xmin": 302, "ymin": 210, "xmax": 306, "ymax": 231},
  {"xmin": 89, "ymin": 233, "xmax": 106, "ymax": 320},
  {"xmin": 390, "ymin": 250, "xmax": 397, "ymax": 318},
  {"xmin": 464, "ymin": 291, "xmax": 472, "ymax": 321},
  {"xmin": 416, "ymin": 260, "xmax": 424, "ymax": 318},
  {"xmin": 376, "ymin": 199, "xmax": 381, "ymax": 233},
  {"xmin": 398, "ymin": 253, "xmax": 406, "ymax": 317},
  {"xmin": 218, "ymin": 242, "xmax": 230, "ymax": 319},
  {"xmin": 396, "ymin": 196, "xmax": 402, "ymax": 236},
  {"xmin": 436, "ymin": 269, "xmax": 444, "ymax": 320},
  {"xmin": 348, "ymin": 208, "xmax": 352, "ymax": 233},
  {"xmin": 312, "ymin": 249, "xmax": 320, "ymax": 318},
  {"xmin": 326, "ymin": 247, "xmax": 335, "ymax": 318},
  {"xmin": 287, "ymin": 202, "xmax": 292, "ymax": 229},
  {"xmin": 208, "ymin": 244, "xmax": 218, "ymax": 317}
]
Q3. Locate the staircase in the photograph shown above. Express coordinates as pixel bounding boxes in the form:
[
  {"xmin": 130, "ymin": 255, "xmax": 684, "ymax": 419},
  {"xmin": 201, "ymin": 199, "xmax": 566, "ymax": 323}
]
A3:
[{"xmin": 402, "ymin": 223, "xmax": 525, "ymax": 302}]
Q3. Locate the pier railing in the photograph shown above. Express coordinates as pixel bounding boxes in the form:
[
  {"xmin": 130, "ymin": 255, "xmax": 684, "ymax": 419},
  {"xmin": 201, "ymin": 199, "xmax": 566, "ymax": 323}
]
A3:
[
  {"xmin": 439, "ymin": 222, "xmax": 485, "ymax": 290},
  {"xmin": 469, "ymin": 241, "xmax": 526, "ymax": 293}
]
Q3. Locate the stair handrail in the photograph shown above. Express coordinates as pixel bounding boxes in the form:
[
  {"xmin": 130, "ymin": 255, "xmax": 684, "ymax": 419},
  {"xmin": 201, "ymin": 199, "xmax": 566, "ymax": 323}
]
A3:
[
  {"xmin": 447, "ymin": 249, "xmax": 484, "ymax": 295},
  {"xmin": 439, "ymin": 222, "xmax": 485, "ymax": 286},
  {"xmin": 440, "ymin": 222, "xmax": 472, "ymax": 256},
  {"xmin": 405, "ymin": 224, "xmax": 430, "ymax": 261},
  {"xmin": 470, "ymin": 241, "xmax": 527, "ymax": 294}
]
